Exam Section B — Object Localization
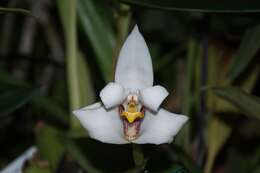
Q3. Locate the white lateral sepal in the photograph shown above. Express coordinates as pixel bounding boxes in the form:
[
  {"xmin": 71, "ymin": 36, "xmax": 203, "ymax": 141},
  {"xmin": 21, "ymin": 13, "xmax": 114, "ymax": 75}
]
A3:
[
  {"xmin": 73, "ymin": 102, "xmax": 128, "ymax": 144},
  {"xmin": 134, "ymin": 109, "xmax": 188, "ymax": 144},
  {"xmin": 1, "ymin": 146, "xmax": 37, "ymax": 173}
]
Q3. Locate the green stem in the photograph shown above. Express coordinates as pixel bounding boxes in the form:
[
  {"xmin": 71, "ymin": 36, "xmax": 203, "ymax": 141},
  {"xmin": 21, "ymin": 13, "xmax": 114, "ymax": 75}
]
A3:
[
  {"xmin": 184, "ymin": 38, "xmax": 196, "ymax": 116},
  {"xmin": 179, "ymin": 38, "xmax": 197, "ymax": 151},
  {"xmin": 132, "ymin": 144, "xmax": 145, "ymax": 172},
  {"xmin": 65, "ymin": 0, "xmax": 80, "ymax": 110},
  {"xmin": 113, "ymin": 4, "xmax": 131, "ymax": 76},
  {"xmin": 57, "ymin": 0, "xmax": 95, "ymax": 132},
  {"xmin": 0, "ymin": 7, "xmax": 36, "ymax": 18}
]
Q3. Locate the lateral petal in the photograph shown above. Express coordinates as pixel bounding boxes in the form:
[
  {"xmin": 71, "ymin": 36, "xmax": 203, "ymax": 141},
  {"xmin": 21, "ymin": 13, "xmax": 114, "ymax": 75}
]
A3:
[
  {"xmin": 100, "ymin": 82, "xmax": 127, "ymax": 109},
  {"xmin": 140, "ymin": 85, "xmax": 169, "ymax": 112}
]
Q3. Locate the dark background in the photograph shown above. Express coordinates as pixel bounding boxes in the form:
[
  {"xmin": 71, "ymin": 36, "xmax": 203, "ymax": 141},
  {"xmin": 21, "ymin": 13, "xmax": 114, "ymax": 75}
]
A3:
[{"xmin": 0, "ymin": 0, "xmax": 260, "ymax": 173}]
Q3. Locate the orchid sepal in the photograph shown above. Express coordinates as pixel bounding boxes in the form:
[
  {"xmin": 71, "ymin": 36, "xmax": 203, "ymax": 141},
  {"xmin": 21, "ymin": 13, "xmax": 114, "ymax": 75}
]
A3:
[{"xmin": 73, "ymin": 25, "xmax": 188, "ymax": 145}]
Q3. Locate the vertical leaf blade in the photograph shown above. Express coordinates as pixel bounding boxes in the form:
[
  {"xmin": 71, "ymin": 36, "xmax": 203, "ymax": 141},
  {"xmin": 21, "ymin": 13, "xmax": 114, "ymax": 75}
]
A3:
[
  {"xmin": 212, "ymin": 86, "xmax": 260, "ymax": 120},
  {"xmin": 57, "ymin": 0, "xmax": 80, "ymax": 111},
  {"xmin": 205, "ymin": 117, "xmax": 231, "ymax": 173},
  {"xmin": 77, "ymin": 0, "xmax": 115, "ymax": 81},
  {"xmin": 227, "ymin": 25, "xmax": 260, "ymax": 81},
  {"xmin": 57, "ymin": 0, "xmax": 95, "ymax": 130}
]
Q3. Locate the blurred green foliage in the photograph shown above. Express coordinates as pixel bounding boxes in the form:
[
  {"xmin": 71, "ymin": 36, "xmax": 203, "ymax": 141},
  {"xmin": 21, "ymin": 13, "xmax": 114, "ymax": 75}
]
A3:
[{"xmin": 0, "ymin": 0, "xmax": 260, "ymax": 173}]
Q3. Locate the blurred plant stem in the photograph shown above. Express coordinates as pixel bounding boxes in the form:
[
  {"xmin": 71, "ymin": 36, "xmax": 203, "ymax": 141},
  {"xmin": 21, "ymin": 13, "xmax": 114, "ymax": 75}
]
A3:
[
  {"xmin": 196, "ymin": 36, "xmax": 208, "ymax": 166},
  {"xmin": 57, "ymin": 0, "xmax": 79, "ymax": 110},
  {"xmin": 0, "ymin": 6, "xmax": 34, "ymax": 17},
  {"xmin": 206, "ymin": 46, "xmax": 218, "ymax": 111},
  {"xmin": 116, "ymin": 5, "xmax": 131, "ymax": 50},
  {"xmin": 57, "ymin": 0, "xmax": 94, "ymax": 132},
  {"xmin": 184, "ymin": 38, "xmax": 197, "ymax": 115},
  {"xmin": 0, "ymin": 0, "xmax": 16, "ymax": 54},
  {"xmin": 179, "ymin": 38, "xmax": 197, "ymax": 151},
  {"xmin": 15, "ymin": 0, "xmax": 42, "ymax": 81},
  {"xmin": 132, "ymin": 144, "xmax": 146, "ymax": 173},
  {"xmin": 113, "ymin": 4, "xmax": 131, "ymax": 75}
]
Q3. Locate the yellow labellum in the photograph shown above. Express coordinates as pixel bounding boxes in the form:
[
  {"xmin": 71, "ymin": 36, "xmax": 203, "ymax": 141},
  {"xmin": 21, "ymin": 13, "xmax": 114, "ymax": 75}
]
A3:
[{"xmin": 121, "ymin": 100, "xmax": 144, "ymax": 123}]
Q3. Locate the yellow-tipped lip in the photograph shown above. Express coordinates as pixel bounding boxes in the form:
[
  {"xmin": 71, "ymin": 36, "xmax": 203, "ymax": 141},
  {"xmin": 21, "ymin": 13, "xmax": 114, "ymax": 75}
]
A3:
[{"xmin": 121, "ymin": 111, "xmax": 144, "ymax": 123}]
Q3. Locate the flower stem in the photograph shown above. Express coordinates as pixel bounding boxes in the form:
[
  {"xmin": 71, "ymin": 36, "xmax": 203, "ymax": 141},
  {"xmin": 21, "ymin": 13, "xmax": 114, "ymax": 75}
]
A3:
[{"xmin": 132, "ymin": 144, "xmax": 145, "ymax": 172}]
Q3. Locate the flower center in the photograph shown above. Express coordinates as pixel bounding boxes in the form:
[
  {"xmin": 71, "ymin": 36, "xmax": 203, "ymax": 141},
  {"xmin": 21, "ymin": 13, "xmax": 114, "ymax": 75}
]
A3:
[{"xmin": 118, "ymin": 96, "xmax": 145, "ymax": 141}]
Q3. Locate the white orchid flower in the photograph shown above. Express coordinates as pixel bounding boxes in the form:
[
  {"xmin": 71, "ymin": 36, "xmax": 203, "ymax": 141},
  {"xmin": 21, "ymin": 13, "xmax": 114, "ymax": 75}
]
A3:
[{"xmin": 73, "ymin": 25, "xmax": 188, "ymax": 144}]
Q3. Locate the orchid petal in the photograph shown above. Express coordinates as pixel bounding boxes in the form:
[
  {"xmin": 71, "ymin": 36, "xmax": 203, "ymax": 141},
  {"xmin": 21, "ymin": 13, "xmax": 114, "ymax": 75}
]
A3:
[
  {"xmin": 100, "ymin": 82, "xmax": 127, "ymax": 109},
  {"xmin": 73, "ymin": 102, "xmax": 128, "ymax": 144},
  {"xmin": 140, "ymin": 85, "xmax": 169, "ymax": 112},
  {"xmin": 115, "ymin": 25, "xmax": 153, "ymax": 91},
  {"xmin": 134, "ymin": 109, "xmax": 188, "ymax": 144},
  {"xmin": 1, "ymin": 146, "xmax": 37, "ymax": 173}
]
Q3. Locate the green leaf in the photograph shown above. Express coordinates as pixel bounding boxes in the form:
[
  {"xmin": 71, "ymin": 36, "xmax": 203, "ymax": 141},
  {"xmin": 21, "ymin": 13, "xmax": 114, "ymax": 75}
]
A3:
[
  {"xmin": 132, "ymin": 144, "xmax": 147, "ymax": 172},
  {"xmin": 0, "ymin": 82, "xmax": 38, "ymax": 114},
  {"xmin": 32, "ymin": 96, "xmax": 69, "ymax": 126},
  {"xmin": 57, "ymin": 0, "xmax": 80, "ymax": 111},
  {"xmin": 177, "ymin": 38, "xmax": 198, "ymax": 151},
  {"xmin": 132, "ymin": 144, "xmax": 144, "ymax": 166},
  {"xmin": 0, "ymin": 70, "xmax": 69, "ymax": 125},
  {"xmin": 171, "ymin": 146, "xmax": 203, "ymax": 173},
  {"xmin": 212, "ymin": 86, "xmax": 260, "ymax": 120},
  {"xmin": 227, "ymin": 25, "xmax": 260, "ymax": 81},
  {"xmin": 65, "ymin": 139, "xmax": 101, "ymax": 173},
  {"xmin": 67, "ymin": 51, "xmax": 95, "ymax": 131},
  {"xmin": 67, "ymin": 51, "xmax": 95, "ymax": 133},
  {"xmin": 77, "ymin": 51, "xmax": 95, "ymax": 106},
  {"xmin": 121, "ymin": 0, "xmax": 260, "ymax": 13},
  {"xmin": 57, "ymin": 0, "xmax": 95, "ymax": 131},
  {"xmin": 215, "ymin": 64, "xmax": 259, "ymax": 113},
  {"xmin": 161, "ymin": 165, "xmax": 188, "ymax": 173},
  {"xmin": 0, "ymin": 6, "xmax": 34, "ymax": 17},
  {"xmin": 24, "ymin": 164, "xmax": 51, "ymax": 173},
  {"xmin": 253, "ymin": 167, "xmax": 260, "ymax": 173},
  {"xmin": 205, "ymin": 117, "xmax": 231, "ymax": 173},
  {"xmin": 77, "ymin": 0, "xmax": 115, "ymax": 81},
  {"xmin": 172, "ymin": 166, "xmax": 188, "ymax": 173},
  {"xmin": 36, "ymin": 125, "xmax": 65, "ymax": 171},
  {"xmin": 227, "ymin": 147, "xmax": 260, "ymax": 173}
]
